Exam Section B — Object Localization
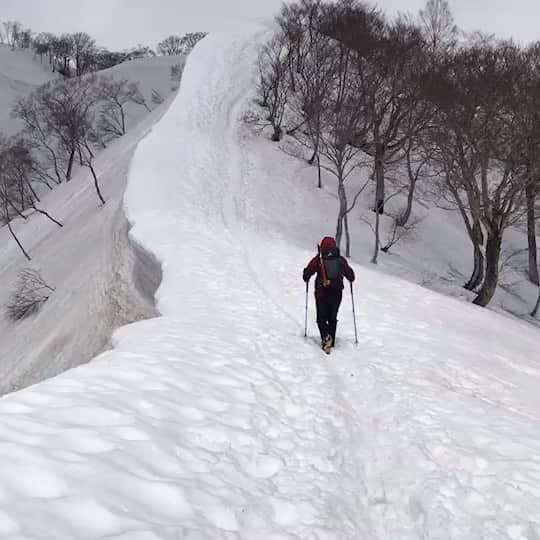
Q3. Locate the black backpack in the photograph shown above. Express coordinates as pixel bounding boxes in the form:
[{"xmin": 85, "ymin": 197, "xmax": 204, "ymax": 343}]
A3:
[{"xmin": 320, "ymin": 247, "xmax": 343, "ymax": 289}]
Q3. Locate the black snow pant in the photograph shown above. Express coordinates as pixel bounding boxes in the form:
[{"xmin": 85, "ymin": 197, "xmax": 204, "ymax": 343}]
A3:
[{"xmin": 315, "ymin": 289, "xmax": 343, "ymax": 345}]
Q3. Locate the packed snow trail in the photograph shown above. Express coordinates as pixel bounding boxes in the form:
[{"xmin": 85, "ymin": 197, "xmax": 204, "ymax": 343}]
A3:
[
  {"xmin": 0, "ymin": 25, "xmax": 368, "ymax": 539},
  {"xmin": 0, "ymin": 23, "xmax": 540, "ymax": 540}
]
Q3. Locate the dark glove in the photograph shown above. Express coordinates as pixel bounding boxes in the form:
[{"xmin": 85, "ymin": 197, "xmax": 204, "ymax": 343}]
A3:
[{"xmin": 302, "ymin": 269, "xmax": 310, "ymax": 282}]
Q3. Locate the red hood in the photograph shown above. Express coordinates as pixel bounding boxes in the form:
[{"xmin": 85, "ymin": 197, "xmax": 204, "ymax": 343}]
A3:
[{"xmin": 320, "ymin": 236, "xmax": 336, "ymax": 250}]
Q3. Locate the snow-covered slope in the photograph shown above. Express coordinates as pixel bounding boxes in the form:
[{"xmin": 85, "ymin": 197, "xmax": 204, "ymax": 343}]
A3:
[
  {"xmin": 0, "ymin": 25, "xmax": 539, "ymax": 540},
  {"xmin": 0, "ymin": 55, "xmax": 180, "ymax": 394},
  {"xmin": 0, "ymin": 45, "xmax": 56, "ymax": 135},
  {"xmin": 97, "ymin": 55, "xmax": 185, "ymax": 131}
]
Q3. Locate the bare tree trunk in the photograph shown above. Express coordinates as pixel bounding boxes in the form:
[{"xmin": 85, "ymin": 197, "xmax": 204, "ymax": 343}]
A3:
[
  {"xmin": 272, "ymin": 125, "xmax": 282, "ymax": 142},
  {"xmin": 47, "ymin": 146, "xmax": 63, "ymax": 184},
  {"xmin": 121, "ymin": 107, "xmax": 126, "ymax": 135},
  {"xmin": 371, "ymin": 195, "xmax": 381, "ymax": 264},
  {"xmin": 473, "ymin": 232, "xmax": 501, "ymax": 307},
  {"xmin": 344, "ymin": 212, "xmax": 351, "ymax": 258},
  {"xmin": 18, "ymin": 181, "xmax": 25, "ymax": 210},
  {"xmin": 398, "ymin": 175, "xmax": 417, "ymax": 226},
  {"xmin": 25, "ymin": 178, "xmax": 40, "ymax": 203},
  {"xmin": 308, "ymin": 132, "xmax": 320, "ymax": 165},
  {"xmin": 526, "ymin": 181, "xmax": 539, "ymax": 285},
  {"xmin": 464, "ymin": 221, "xmax": 484, "ymax": 291},
  {"xmin": 7, "ymin": 221, "xmax": 31, "ymax": 261},
  {"xmin": 316, "ymin": 153, "xmax": 322, "ymax": 189},
  {"xmin": 335, "ymin": 177, "xmax": 348, "ymax": 248},
  {"xmin": 465, "ymin": 244, "xmax": 485, "ymax": 291},
  {"xmin": 335, "ymin": 216, "xmax": 343, "ymax": 248},
  {"xmin": 375, "ymin": 142, "xmax": 385, "ymax": 215},
  {"xmin": 532, "ymin": 286, "xmax": 540, "ymax": 317},
  {"xmin": 88, "ymin": 161, "xmax": 106, "ymax": 205},
  {"xmin": 66, "ymin": 147, "xmax": 76, "ymax": 182}
]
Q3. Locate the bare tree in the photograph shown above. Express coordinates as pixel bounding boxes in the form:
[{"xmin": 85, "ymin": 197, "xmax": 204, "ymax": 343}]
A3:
[
  {"xmin": 515, "ymin": 43, "xmax": 540, "ymax": 286},
  {"xmin": 37, "ymin": 77, "xmax": 100, "ymax": 181},
  {"xmin": 17, "ymin": 28, "xmax": 32, "ymax": 49},
  {"xmin": 16, "ymin": 75, "xmax": 105, "ymax": 199},
  {"xmin": 277, "ymin": 2, "xmax": 308, "ymax": 93},
  {"xmin": 0, "ymin": 149, "xmax": 31, "ymax": 261},
  {"xmin": 419, "ymin": 0, "xmax": 458, "ymax": 58},
  {"xmin": 90, "ymin": 48, "xmax": 129, "ymax": 71},
  {"xmin": 289, "ymin": 0, "xmax": 335, "ymax": 182},
  {"xmin": 127, "ymin": 44, "xmax": 156, "ymax": 59},
  {"xmin": 259, "ymin": 32, "xmax": 291, "ymax": 142},
  {"xmin": 314, "ymin": 33, "xmax": 370, "ymax": 255},
  {"xmin": 33, "ymin": 32, "xmax": 52, "ymax": 63},
  {"xmin": 51, "ymin": 34, "xmax": 74, "ymax": 76},
  {"xmin": 6, "ymin": 269, "xmax": 55, "ymax": 321},
  {"xmin": 3, "ymin": 21, "xmax": 22, "ymax": 49},
  {"xmin": 2, "ymin": 138, "xmax": 63, "ymax": 226},
  {"xmin": 13, "ymin": 91, "xmax": 66, "ymax": 185},
  {"xmin": 382, "ymin": 213, "xmax": 423, "ymax": 253},
  {"xmin": 96, "ymin": 76, "xmax": 145, "ymax": 141},
  {"xmin": 58, "ymin": 77, "xmax": 107, "ymax": 204},
  {"xmin": 426, "ymin": 42, "xmax": 529, "ymax": 306},
  {"xmin": 324, "ymin": 4, "xmax": 431, "ymax": 262},
  {"xmin": 158, "ymin": 35, "xmax": 183, "ymax": 56},
  {"xmin": 396, "ymin": 132, "xmax": 435, "ymax": 226},
  {"xmin": 71, "ymin": 32, "xmax": 96, "ymax": 77},
  {"xmin": 170, "ymin": 63, "xmax": 183, "ymax": 90},
  {"xmin": 178, "ymin": 32, "xmax": 207, "ymax": 55},
  {"xmin": 78, "ymin": 135, "xmax": 106, "ymax": 205}
]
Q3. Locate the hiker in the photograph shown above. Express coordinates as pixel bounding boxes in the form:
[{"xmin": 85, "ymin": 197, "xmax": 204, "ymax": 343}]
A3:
[{"xmin": 303, "ymin": 236, "xmax": 355, "ymax": 352}]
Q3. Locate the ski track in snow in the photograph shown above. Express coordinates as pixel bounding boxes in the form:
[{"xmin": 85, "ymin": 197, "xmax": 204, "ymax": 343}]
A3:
[{"xmin": 0, "ymin": 24, "xmax": 539, "ymax": 540}]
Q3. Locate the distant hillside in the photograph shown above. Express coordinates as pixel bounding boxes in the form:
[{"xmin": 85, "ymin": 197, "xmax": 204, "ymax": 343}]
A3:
[{"xmin": 0, "ymin": 44, "xmax": 56, "ymax": 135}]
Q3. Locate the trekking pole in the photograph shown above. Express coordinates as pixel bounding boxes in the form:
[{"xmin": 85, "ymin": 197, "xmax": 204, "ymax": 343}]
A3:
[
  {"xmin": 304, "ymin": 281, "xmax": 309, "ymax": 338},
  {"xmin": 350, "ymin": 282, "xmax": 358, "ymax": 345}
]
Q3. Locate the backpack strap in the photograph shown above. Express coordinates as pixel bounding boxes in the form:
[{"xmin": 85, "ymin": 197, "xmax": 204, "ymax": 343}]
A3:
[{"xmin": 317, "ymin": 244, "xmax": 330, "ymax": 288}]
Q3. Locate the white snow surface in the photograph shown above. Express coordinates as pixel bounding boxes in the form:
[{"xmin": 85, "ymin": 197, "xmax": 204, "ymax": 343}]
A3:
[
  {"xmin": 1, "ymin": 25, "xmax": 540, "ymax": 540},
  {"xmin": 0, "ymin": 45, "xmax": 56, "ymax": 135}
]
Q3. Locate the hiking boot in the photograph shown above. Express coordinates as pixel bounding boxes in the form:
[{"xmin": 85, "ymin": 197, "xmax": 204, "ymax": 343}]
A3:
[{"xmin": 322, "ymin": 334, "xmax": 333, "ymax": 354}]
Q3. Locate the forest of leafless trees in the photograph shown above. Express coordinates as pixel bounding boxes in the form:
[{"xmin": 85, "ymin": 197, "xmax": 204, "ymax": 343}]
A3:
[
  {"xmin": 258, "ymin": 0, "xmax": 540, "ymax": 311},
  {"xmin": 0, "ymin": 20, "xmax": 205, "ymax": 76}
]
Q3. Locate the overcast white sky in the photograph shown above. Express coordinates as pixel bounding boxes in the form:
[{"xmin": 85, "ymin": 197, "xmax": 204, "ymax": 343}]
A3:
[{"xmin": 1, "ymin": 0, "xmax": 538, "ymax": 50}]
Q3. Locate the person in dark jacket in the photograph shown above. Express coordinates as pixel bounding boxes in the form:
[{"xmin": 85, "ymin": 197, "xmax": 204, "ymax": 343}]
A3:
[{"xmin": 303, "ymin": 236, "xmax": 355, "ymax": 352}]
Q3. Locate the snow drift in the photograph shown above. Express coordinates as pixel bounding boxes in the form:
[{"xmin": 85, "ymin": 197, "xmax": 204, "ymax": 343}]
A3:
[{"xmin": 0, "ymin": 23, "xmax": 539, "ymax": 540}]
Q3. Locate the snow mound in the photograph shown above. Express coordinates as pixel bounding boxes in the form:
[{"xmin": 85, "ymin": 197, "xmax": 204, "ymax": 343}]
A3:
[{"xmin": 0, "ymin": 23, "xmax": 539, "ymax": 540}]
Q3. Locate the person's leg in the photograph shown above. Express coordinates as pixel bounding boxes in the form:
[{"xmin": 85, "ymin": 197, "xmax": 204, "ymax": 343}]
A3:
[
  {"xmin": 315, "ymin": 293, "xmax": 331, "ymax": 342},
  {"xmin": 328, "ymin": 290, "xmax": 343, "ymax": 346}
]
